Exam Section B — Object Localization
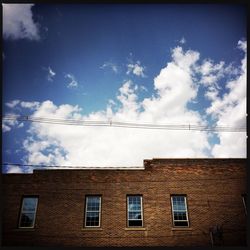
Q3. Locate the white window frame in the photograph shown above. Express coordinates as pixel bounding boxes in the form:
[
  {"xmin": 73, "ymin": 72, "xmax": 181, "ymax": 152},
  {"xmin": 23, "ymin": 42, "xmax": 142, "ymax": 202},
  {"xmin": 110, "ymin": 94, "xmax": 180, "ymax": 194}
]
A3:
[
  {"xmin": 127, "ymin": 195, "xmax": 143, "ymax": 227},
  {"xmin": 171, "ymin": 195, "xmax": 189, "ymax": 227},
  {"xmin": 84, "ymin": 196, "xmax": 101, "ymax": 228},
  {"xmin": 19, "ymin": 197, "xmax": 38, "ymax": 228}
]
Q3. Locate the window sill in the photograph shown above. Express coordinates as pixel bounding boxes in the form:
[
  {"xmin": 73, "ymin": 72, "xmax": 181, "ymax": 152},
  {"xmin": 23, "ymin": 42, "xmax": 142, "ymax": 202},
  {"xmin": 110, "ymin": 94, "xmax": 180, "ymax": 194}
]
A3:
[
  {"xmin": 125, "ymin": 227, "xmax": 146, "ymax": 231},
  {"xmin": 81, "ymin": 228, "xmax": 103, "ymax": 231},
  {"xmin": 171, "ymin": 227, "xmax": 192, "ymax": 231},
  {"xmin": 14, "ymin": 228, "xmax": 36, "ymax": 231}
]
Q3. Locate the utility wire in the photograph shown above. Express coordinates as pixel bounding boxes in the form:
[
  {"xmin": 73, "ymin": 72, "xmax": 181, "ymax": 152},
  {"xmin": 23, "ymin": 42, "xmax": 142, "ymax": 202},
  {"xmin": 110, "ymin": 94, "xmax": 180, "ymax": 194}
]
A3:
[{"xmin": 2, "ymin": 115, "xmax": 246, "ymax": 132}]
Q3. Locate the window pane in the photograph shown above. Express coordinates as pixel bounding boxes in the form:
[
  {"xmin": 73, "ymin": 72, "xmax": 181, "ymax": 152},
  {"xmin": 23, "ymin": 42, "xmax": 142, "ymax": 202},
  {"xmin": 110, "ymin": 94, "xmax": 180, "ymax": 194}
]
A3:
[
  {"xmin": 20, "ymin": 213, "xmax": 35, "ymax": 227},
  {"xmin": 129, "ymin": 220, "xmax": 142, "ymax": 227},
  {"xmin": 172, "ymin": 197, "xmax": 186, "ymax": 211},
  {"xmin": 87, "ymin": 203, "xmax": 99, "ymax": 211},
  {"xmin": 91, "ymin": 197, "xmax": 100, "ymax": 203},
  {"xmin": 127, "ymin": 195, "xmax": 143, "ymax": 227},
  {"xmin": 19, "ymin": 197, "xmax": 38, "ymax": 228},
  {"xmin": 86, "ymin": 196, "xmax": 100, "ymax": 211},
  {"xmin": 86, "ymin": 212, "xmax": 99, "ymax": 226},
  {"xmin": 173, "ymin": 203, "xmax": 186, "ymax": 211},
  {"xmin": 128, "ymin": 203, "xmax": 141, "ymax": 211},
  {"xmin": 171, "ymin": 196, "xmax": 188, "ymax": 227},
  {"xmin": 22, "ymin": 198, "xmax": 38, "ymax": 212},
  {"xmin": 85, "ymin": 196, "xmax": 101, "ymax": 227},
  {"xmin": 174, "ymin": 211, "xmax": 187, "ymax": 220},
  {"xmin": 128, "ymin": 196, "xmax": 141, "ymax": 204},
  {"xmin": 129, "ymin": 212, "xmax": 142, "ymax": 219},
  {"xmin": 174, "ymin": 221, "xmax": 189, "ymax": 227}
]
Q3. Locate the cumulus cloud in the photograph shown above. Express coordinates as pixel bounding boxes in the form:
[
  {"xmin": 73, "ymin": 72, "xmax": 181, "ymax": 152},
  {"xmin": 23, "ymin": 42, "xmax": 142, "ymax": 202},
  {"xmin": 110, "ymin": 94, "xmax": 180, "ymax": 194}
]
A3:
[
  {"xmin": 20, "ymin": 101, "xmax": 40, "ymax": 110},
  {"xmin": 126, "ymin": 54, "xmax": 146, "ymax": 77},
  {"xmin": 127, "ymin": 61, "xmax": 146, "ymax": 77},
  {"xmin": 6, "ymin": 100, "xmax": 40, "ymax": 110},
  {"xmin": 5, "ymin": 165, "xmax": 25, "ymax": 174},
  {"xmin": 18, "ymin": 122, "xmax": 24, "ymax": 128},
  {"xmin": 23, "ymin": 137, "xmax": 66, "ymax": 166},
  {"xmin": 47, "ymin": 67, "xmax": 56, "ymax": 82},
  {"xmin": 4, "ymin": 40, "xmax": 246, "ymax": 172},
  {"xmin": 2, "ymin": 123, "xmax": 12, "ymax": 133},
  {"xmin": 237, "ymin": 39, "xmax": 247, "ymax": 52},
  {"xmin": 150, "ymin": 46, "xmax": 199, "ymax": 115},
  {"xmin": 17, "ymin": 45, "xmax": 215, "ymax": 169},
  {"xmin": 20, "ymin": 94, "xmax": 210, "ymax": 169},
  {"xmin": 179, "ymin": 37, "xmax": 186, "ymax": 44},
  {"xmin": 65, "ymin": 73, "xmax": 78, "ymax": 88},
  {"xmin": 5, "ymin": 99, "xmax": 20, "ymax": 108},
  {"xmin": 140, "ymin": 85, "xmax": 148, "ymax": 92},
  {"xmin": 205, "ymin": 40, "xmax": 247, "ymax": 157},
  {"xmin": 3, "ymin": 4, "xmax": 40, "ymax": 40},
  {"xmin": 2, "ymin": 113, "xmax": 21, "ymax": 133},
  {"xmin": 195, "ymin": 56, "xmax": 240, "ymax": 104},
  {"xmin": 3, "ymin": 101, "xmax": 40, "ymax": 132},
  {"xmin": 100, "ymin": 62, "xmax": 118, "ymax": 73}
]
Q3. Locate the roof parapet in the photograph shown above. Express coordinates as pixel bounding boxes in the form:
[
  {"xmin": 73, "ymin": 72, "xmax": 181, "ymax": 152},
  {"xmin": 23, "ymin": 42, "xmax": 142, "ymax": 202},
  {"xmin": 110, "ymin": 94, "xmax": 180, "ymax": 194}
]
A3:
[{"xmin": 143, "ymin": 158, "xmax": 246, "ymax": 169}]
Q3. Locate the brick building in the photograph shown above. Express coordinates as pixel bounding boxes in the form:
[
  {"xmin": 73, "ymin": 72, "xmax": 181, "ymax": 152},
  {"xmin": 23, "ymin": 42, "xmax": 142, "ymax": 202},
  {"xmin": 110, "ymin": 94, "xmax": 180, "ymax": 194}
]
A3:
[{"xmin": 2, "ymin": 158, "xmax": 247, "ymax": 247}]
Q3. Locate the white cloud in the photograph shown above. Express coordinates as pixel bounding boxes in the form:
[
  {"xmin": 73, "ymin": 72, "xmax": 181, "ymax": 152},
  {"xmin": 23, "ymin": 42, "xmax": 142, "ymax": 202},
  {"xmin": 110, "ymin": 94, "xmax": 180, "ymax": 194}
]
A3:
[
  {"xmin": 140, "ymin": 85, "xmax": 148, "ymax": 92},
  {"xmin": 18, "ymin": 45, "xmax": 215, "ymax": 168},
  {"xmin": 198, "ymin": 60, "xmax": 225, "ymax": 85},
  {"xmin": 5, "ymin": 40, "xmax": 245, "ymax": 171},
  {"xmin": 3, "ymin": 101, "xmax": 40, "ymax": 133},
  {"xmin": 2, "ymin": 113, "xmax": 20, "ymax": 133},
  {"xmin": 195, "ymin": 56, "xmax": 241, "ymax": 104},
  {"xmin": 20, "ymin": 101, "xmax": 40, "ymax": 109},
  {"xmin": 47, "ymin": 67, "xmax": 56, "ymax": 82},
  {"xmin": 65, "ymin": 74, "xmax": 78, "ymax": 88},
  {"xmin": 6, "ymin": 100, "xmax": 40, "ymax": 110},
  {"xmin": 3, "ymin": 4, "xmax": 40, "ymax": 40},
  {"xmin": 108, "ymin": 99, "xmax": 116, "ymax": 106},
  {"xmin": 205, "ymin": 40, "xmax": 246, "ymax": 157},
  {"xmin": 23, "ymin": 138, "xmax": 65, "ymax": 166},
  {"xmin": 237, "ymin": 39, "xmax": 247, "ymax": 52},
  {"xmin": 126, "ymin": 54, "xmax": 146, "ymax": 77},
  {"xmin": 171, "ymin": 46, "xmax": 200, "ymax": 71},
  {"xmin": 179, "ymin": 37, "xmax": 186, "ymax": 44},
  {"xmin": 152, "ymin": 46, "xmax": 199, "ymax": 111},
  {"xmin": 100, "ymin": 62, "xmax": 118, "ymax": 73},
  {"xmin": 6, "ymin": 99, "xmax": 20, "ymax": 108},
  {"xmin": 2, "ymin": 124, "xmax": 11, "ymax": 132},
  {"xmin": 18, "ymin": 122, "xmax": 24, "ymax": 128},
  {"xmin": 127, "ymin": 61, "xmax": 146, "ymax": 77},
  {"xmin": 5, "ymin": 165, "xmax": 25, "ymax": 174}
]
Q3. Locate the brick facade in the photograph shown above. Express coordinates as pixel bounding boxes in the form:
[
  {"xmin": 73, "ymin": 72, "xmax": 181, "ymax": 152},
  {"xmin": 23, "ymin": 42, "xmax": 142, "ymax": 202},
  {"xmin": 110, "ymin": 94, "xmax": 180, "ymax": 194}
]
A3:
[{"xmin": 2, "ymin": 158, "xmax": 247, "ymax": 247}]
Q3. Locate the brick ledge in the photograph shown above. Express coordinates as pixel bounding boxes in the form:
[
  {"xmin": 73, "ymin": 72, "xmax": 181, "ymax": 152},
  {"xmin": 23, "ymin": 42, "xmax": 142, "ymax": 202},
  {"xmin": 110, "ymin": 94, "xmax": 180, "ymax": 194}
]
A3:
[
  {"xmin": 171, "ymin": 227, "xmax": 193, "ymax": 231},
  {"xmin": 81, "ymin": 228, "xmax": 103, "ymax": 231},
  {"xmin": 125, "ymin": 227, "xmax": 147, "ymax": 231}
]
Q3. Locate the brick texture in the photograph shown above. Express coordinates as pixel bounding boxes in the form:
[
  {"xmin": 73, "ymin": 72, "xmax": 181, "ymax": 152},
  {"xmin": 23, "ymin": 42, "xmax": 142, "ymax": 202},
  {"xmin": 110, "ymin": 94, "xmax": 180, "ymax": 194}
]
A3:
[{"xmin": 2, "ymin": 158, "xmax": 247, "ymax": 247}]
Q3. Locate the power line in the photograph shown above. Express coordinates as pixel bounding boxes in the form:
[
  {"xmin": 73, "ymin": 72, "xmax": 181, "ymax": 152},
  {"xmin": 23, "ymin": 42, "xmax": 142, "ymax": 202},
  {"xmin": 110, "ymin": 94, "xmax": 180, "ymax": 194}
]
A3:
[{"xmin": 2, "ymin": 115, "xmax": 246, "ymax": 132}]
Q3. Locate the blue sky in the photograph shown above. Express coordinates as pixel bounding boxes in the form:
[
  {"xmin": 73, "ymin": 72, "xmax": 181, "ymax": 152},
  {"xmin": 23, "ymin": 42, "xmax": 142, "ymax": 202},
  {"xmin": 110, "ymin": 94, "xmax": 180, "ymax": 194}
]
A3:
[{"xmin": 2, "ymin": 4, "xmax": 247, "ymax": 173}]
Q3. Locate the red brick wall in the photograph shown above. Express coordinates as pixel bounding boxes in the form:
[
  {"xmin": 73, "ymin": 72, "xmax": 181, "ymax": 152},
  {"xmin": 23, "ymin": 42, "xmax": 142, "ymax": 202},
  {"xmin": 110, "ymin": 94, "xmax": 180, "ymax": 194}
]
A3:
[{"xmin": 2, "ymin": 159, "xmax": 247, "ymax": 246}]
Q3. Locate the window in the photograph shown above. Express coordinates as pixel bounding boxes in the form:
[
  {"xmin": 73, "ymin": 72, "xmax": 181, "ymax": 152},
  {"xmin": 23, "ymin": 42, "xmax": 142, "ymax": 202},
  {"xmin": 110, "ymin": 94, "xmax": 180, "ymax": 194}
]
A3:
[
  {"xmin": 19, "ymin": 197, "xmax": 38, "ymax": 228},
  {"xmin": 127, "ymin": 195, "xmax": 143, "ymax": 227},
  {"xmin": 171, "ymin": 195, "xmax": 189, "ymax": 227},
  {"xmin": 85, "ymin": 196, "xmax": 101, "ymax": 227}
]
